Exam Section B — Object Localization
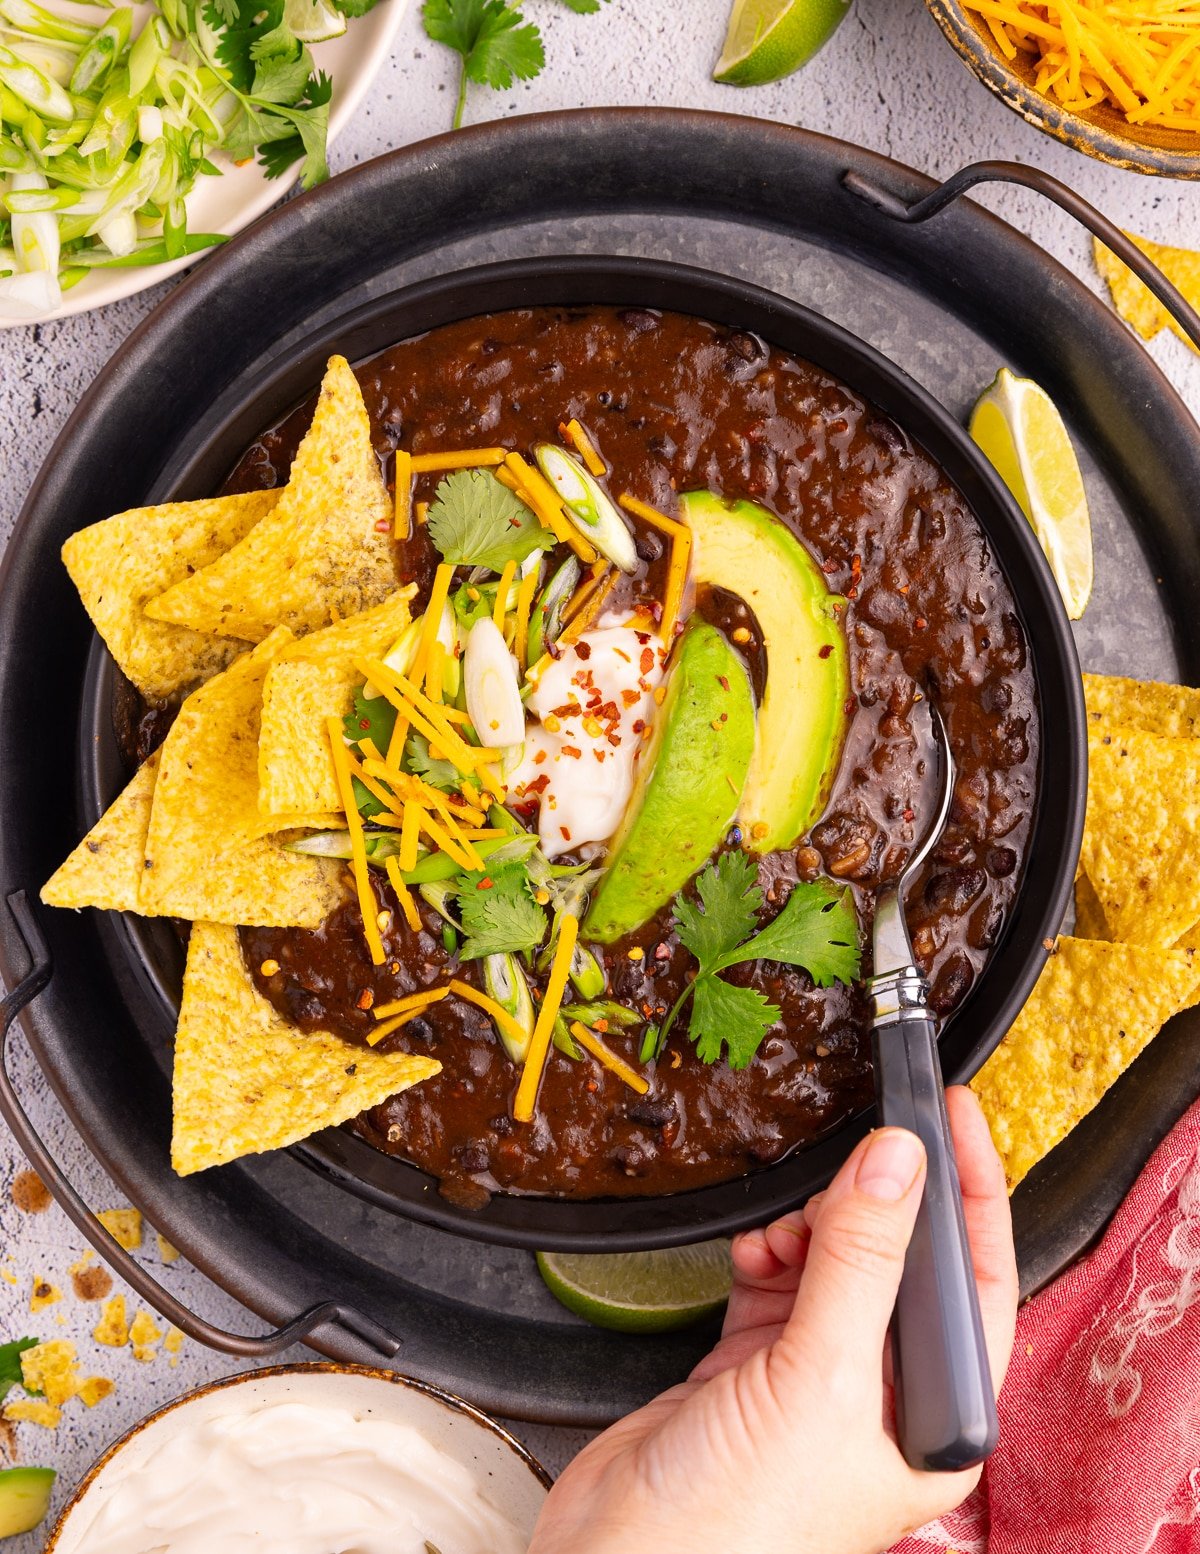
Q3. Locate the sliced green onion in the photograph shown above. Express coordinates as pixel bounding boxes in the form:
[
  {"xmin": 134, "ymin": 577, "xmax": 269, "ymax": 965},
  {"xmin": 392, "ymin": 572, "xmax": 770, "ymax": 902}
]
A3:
[
  {"xmin": 526, "ymin": 554, "xmax": 580, "ymax": 668},
  {"xmin": 0, "ymin": 40, "xmax": 73, "ymax": 119},
  {"xmin": 552, "ymin": 1015, "xmax": 584, "ymax": 1061},
  {"xmin": 0, "ymin": 0, "xmax": 96, "ymax": 45},
  {"xmin": 568, "ymin": 942, "xmax": 605, "ymax": 1000},
  {"xmin": 638, "ymin": 1024, "xmax": 665, "ymax": 1065},
  {"xmin": 482, "ymin": 952, "xmax": 534, "ymax": 1064},
  {"xmin": 562, "ymin": 1001, "xmax": 642, "ymax": 1030},
  {"xmin": 534, "ymin": 443, "xmax": 638, "ymax": 574},
  {"xmin": 464, "ymin": 616, "xmax": 524, "ymax": 749}
]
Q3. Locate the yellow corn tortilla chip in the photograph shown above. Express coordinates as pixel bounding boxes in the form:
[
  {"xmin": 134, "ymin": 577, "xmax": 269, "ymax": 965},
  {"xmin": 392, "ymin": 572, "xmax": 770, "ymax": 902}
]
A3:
[
  {"xmin": 1073, "ymin": 869, "xmax": 1110, "ymax": 940},
  {"xmin": 62, "ymin": 492, "xmax": 276, "ymax": 700},
  {"xmin": 144, "ymin": 357, "xmax": 396, "ymax": 644},
  {"xmin": 250, "ymin": 812, "xmax": 345, "ymax": 839},
  {"xmin": 141, "ymin": 629, "xmax": 345, "ymax": 928},
  {"xmin": 1082, "ymin": 727, "xmax": 1200, "ymax": 948},
  {"xmin": 41, "ymin": 752, "xmax": 159, "ymax": 913},
  {"xmin": 1084, "ymin": 671, "xmax": 1200, "ymax": 741},
  {"xmin": 971, "ymin": 936, "xmax": 1200, "ymax": 1190},
  {"xmin": 1094, "ymin": 233, "xmax": 1200, "ymax": 354},
  {"xmin": 258, "ymin": 587, "xmax": 416, "ymax": 817},
  {"xmin": 172, "ymin": 921, "xmax": 439, "ymax": 1173}
]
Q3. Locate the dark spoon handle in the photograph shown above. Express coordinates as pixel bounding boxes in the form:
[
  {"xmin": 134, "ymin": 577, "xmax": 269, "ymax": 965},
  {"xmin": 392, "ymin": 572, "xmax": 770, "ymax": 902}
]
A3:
[{"xmin": 872, "ymin": 1018, "xmax": 998, "ymax": 1472}]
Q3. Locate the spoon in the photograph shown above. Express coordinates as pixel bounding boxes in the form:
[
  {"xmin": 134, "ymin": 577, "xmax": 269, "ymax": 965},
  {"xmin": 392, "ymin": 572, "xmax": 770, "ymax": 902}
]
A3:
[{"xmin": 866, "ymin": 696, "xmax": 998, "ymax": 1473}]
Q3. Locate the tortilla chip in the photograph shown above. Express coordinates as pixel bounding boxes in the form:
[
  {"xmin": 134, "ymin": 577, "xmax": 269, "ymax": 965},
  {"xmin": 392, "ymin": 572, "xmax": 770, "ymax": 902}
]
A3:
[
  {"xmin": 250, "ymin": 813, "xmax": 345, "ymax": 839},
  {"xmin": 1083, "ymin": 671, "xmax": 1200, "ymax": 741},
  {"xmin": 971, "ymin": 936, "xmax": 1200, "ymax": 1189},
  {"xmin": 1082, "ymin": 727, "xmax": 1200, "ymax": 948},
  {"xmin": 144, "ymin": 357, "xmax": 396, "ymax": 644},
  {"xmin": 20, "ymin": 1339, "xmax": 82, "ymax": 1406},
  {"xmin": 141, "ymin": 629, "xmax": 345, "ymax": 928},
  {"xmin": 96, "ymin": 1207, "xmax": 142, "ymax": 1251},
  {"xmin": 1073, "ymin": 869, "xmax": 1110, "ymax": 940},
  {"xmin": 41, "ymin": 752, "xmax": 159, "ymax": 913},
  {"xmin": 62, "ymin": 491, "xmax": 276, "ymax": 700},
  {"xmin": 258, "ymin": 587, "xmax": 416, "ymax": 817},
  {"xmin": 1094, "ymin": 233, "xmax": 1200, "ymax": 354},
  {"xmin": 93, "ymin": 1294, "xmax": 129, "ymax": 1348},
  {"xmin": 171, "ymin": 921, "xmax": 439, "ymax": 1174}
]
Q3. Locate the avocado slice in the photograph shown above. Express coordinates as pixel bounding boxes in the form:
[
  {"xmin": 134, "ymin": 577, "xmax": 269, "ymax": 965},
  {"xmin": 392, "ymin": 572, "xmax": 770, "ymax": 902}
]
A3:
[
  {"xmin": 681, "ymin": 490, "xmax": 848, "ymax": 851},
  {"xmin": 584, "ymin": 620, "xmax": 755, "ymax": 943},
  {"xmin": 0, "ymin": 1467, "xmax": 55, "ymax": 1537}
]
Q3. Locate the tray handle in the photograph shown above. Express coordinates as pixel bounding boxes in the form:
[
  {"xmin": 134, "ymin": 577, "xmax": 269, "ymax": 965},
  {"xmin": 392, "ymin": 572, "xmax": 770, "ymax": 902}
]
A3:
[
  {"xmin": 843, "ymin": 160, "xmax": 1200, "ymax": 354},
  {"xmin": 0, "ymin": 890, "xmax": 402, "ymax": 1361}
]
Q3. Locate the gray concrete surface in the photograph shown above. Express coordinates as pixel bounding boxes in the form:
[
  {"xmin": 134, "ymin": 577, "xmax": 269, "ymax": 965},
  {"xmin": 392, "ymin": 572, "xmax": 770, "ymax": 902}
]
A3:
[{"xmin": 2, "ymin": 0, "xmax": 1200, "ymax": 1544}]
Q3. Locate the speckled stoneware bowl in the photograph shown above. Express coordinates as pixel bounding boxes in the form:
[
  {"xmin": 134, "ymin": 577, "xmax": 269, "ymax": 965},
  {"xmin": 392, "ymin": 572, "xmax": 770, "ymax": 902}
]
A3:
[
  {"xmin": 44, "ymin": 1363, "xmax": 552, "ymax": 1551},
  {"xmin": 925, "ymin": 0, "xmax": 1200, "ymax": 177}
]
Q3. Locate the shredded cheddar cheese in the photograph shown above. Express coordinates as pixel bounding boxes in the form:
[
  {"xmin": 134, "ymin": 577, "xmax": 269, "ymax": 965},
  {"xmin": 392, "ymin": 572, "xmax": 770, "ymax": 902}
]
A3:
[
  {"xmin": 494, "ymin": 559, "xmax": 518, "ymax": 630},
  {"xmin": 564, "ymin": 418, "xmax": 605, "ymax": 476},
  {"xmin": 514, "ymin": 567, "xmax": 539, "ymax": 663},
  {"xmin": 962, "ymin": 0, "xmax": 1200, "ymax": 126},
  {"xmin": 374, "ymin": 986, "xmax": 450, "ymax": 1020},
  {"xmin": 513, "ymin": 914, "xmax": 579, "ymax": 1123},
  {"xmin": 393, "ymin": 450, "xmax": 413, "ymax": 539},
  {"xmin": 569, "ymin": 1021, "xmax": 650, "ymax": 1094},
  {"xmin": 504, "ymin": 453, "xmax": 599, "ymax": 564},
  {"xmin": 448, "ymin": 978, "xmax": 532, "ymax": 1053},
  {"xmin": 400, "ymin": 800, "xmax": 421, "ymax": 871},
  {"xmin": 410, "ymin": 447, "xmax": 508, "ymax": 473},
  {"xmin": 383, "ymin": 855, "xmax": 422, "ymax": 934},
  {"xmin": 326, "ymin": 717, "xmax": 385, "ymax": 966}
]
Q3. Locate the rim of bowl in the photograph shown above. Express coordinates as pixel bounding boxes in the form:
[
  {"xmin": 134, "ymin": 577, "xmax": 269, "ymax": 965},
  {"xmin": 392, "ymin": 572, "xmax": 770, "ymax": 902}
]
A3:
[
  {"xmin": 924, "ymin": 0, "xmax": 1200, "ymax": 178},
  {"xmin": 43, "ymin": 1361, "xmax": 553, "ymax": 1550}
]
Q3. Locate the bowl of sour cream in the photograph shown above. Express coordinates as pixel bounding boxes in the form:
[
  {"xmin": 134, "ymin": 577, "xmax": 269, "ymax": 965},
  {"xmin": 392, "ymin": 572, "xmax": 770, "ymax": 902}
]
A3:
[{"xmin": 45, "ymin": 1363, "xmax": 551, "ymax": 1554}]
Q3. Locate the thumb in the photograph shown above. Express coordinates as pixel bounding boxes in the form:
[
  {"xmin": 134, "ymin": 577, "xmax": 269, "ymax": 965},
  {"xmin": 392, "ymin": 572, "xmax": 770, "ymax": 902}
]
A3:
[{"xmin": 782, "ymin": 1128, "xmax": 926, "ymax": 1373}]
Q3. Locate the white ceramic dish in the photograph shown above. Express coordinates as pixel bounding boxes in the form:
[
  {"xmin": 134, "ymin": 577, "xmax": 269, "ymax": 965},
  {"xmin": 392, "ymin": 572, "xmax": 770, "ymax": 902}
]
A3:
[
  {"xmin": 45, "ymin": 1362, "xmax": 551, "ymax": 1551},
  {"xmin": 0, "ymin": 0, "xmax": 406, "ymax": 329}
]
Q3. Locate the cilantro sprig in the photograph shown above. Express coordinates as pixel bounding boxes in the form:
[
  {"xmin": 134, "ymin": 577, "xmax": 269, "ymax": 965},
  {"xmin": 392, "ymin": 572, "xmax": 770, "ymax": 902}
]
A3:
[
  {"xmin": 426, "ymin": 469, "xmax": 550, "ymax": 571},
  {"xmin": 661, "ymin": 853, "xmax": 861, "ymax": 1070},
  {"xmin": 449, "ymin": 859, "xmax": 547, "ymax": 958},
  {"xmin": 422, "ymin": 0, "xmax": 608, "ymax": 129}
]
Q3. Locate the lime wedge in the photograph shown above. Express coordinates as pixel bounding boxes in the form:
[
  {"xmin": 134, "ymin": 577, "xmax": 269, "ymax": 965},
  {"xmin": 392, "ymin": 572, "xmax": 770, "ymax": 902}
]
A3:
[
  {"xmin": 536, "ymin": 1242, "xmax": 732, "ymax": 1334},
  {"xmin": 282, "ymin": 0, "xmax": 346, "ymax": 42},
  {"xmin": 969, "ymin": 367, "xmax": 1093, "ymax": 620},
  {"xmin": 713, "ymin": 0, "xmax": 851, "ymax": 85}
]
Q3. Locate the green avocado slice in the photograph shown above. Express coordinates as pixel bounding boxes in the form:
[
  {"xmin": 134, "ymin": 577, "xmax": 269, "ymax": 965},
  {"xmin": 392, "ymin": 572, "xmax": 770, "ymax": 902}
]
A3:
[
  {"xmin": 681, "ymin": 490, "xmax": 848, "ymax": 851},
  {"xmin": 583, "ymin": 619, "xmax": 755, "ymax": 944},
  {"xmin": 0, "ymin": 1467, "xmax": 56, "ymax": 1537}
]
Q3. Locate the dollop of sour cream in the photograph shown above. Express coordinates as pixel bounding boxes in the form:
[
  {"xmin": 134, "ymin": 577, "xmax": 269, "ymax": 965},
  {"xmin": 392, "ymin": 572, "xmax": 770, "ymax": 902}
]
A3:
[
  {"xmin": 509, "ymin": 614, "xmax": 668, "ymax": 859},
  {"xmin": 64, "ymin": 1399, "xmax": 528, "ymax": 1554}
]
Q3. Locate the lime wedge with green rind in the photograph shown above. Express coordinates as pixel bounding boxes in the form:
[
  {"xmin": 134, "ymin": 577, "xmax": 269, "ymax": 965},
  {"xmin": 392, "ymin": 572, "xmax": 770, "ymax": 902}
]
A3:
[
  {"xmin": 969, "ymin": 367, "xmax": 1093, "ymax": 621},
  {"xmin": 536, "ymin": 1242, "xmax": 733, "ymax": 1334},
  {"xmin": 714, "ymin": 0, "xmax": 852, "ymax": 85}
]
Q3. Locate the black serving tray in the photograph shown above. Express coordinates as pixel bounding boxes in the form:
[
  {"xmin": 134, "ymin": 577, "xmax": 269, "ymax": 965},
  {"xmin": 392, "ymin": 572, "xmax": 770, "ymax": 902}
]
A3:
[{"xmin": 3, "ymin": 110, "xmax": 1199, "ymax": 1426}]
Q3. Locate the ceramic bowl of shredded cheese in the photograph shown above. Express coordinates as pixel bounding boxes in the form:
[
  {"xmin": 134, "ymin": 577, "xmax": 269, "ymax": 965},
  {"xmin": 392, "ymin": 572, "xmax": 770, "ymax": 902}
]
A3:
[
  {"xmin": 925, "ymin": 0, "xmax": 1200, "ymax": 177},
  {"xmin": 44, "ymin": 1363, "xmax": 551, "ymax": 1554}
]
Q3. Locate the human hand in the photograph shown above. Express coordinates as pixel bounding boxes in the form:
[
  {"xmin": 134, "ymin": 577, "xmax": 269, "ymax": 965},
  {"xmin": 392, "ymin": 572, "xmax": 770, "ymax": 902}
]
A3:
[{"xmin": 528, "ymin": 1087, "xmax": 1017, "ymax": 1554}]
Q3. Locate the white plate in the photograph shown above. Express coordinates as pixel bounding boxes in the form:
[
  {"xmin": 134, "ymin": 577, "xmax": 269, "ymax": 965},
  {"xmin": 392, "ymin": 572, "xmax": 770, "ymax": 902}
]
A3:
[
  {"xmin": 45, "ymin": 1363, "xmax": 551, "ymax": 1551},
  {"xmin": 0, "ymin": 0, "xmax": 406, "ymax": 328}
]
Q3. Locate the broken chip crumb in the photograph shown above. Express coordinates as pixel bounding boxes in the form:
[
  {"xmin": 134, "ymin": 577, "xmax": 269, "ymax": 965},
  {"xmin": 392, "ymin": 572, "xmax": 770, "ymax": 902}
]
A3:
[
  {"xmin": 156, "ymin": 1233, "xmax": 181, "ymax": 1264},
  {"xmin": 94, "ymin": 1294, "xmax": 131, "ymax": 1348},
  {"xmin": 130, "ymin": 1309, "xmax": 164, "ymax": 1362},
  {"xmin": 20, "ymin": 1339, "xmax": 81, "ymax": 1406},
  {"xmin": 29, "ymin": 1276, "xmax": 61, "ymax": 1312},
  {"xmin": 97, "ymin": 1207, "xmax": 143, "ymax": 1252},
  {"xmin": 0, "ymin": 1264, "xmax": 16, "ymax": 1286},
  {"xmin": 78, "ymin": 1376, "xmax": 115, "ymax": 1408},
  {"xmin": 4, "ymin": 1398, "xmax": 61, "ymax": 1429},
  {"xmin": 163, "ymin": 1326, "xmax": 185, "ymax": 1366}
]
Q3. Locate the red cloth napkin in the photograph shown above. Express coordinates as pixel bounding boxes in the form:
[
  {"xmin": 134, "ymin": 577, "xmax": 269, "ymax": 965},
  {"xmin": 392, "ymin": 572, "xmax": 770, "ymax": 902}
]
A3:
[{"xmin": 897, "ymin": 1094, "xmax": 1200, "ymax": 1554}]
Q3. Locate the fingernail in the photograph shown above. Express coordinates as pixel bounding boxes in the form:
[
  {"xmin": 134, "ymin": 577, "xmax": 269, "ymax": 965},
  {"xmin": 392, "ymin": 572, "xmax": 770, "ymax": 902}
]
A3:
[{"xmin": 855, "ymin": 1129, "xmax": 925, "ymax": 1202}]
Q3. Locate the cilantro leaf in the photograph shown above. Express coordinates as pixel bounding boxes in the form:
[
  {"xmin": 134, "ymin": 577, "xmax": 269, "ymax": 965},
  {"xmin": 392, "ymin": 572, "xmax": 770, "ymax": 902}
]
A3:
[
  {"xmin": 256, "ymin": 71, "xmax": 332, "ymax": 188},
  {"xmin": 426, "ymin": 469, "xmax": 550, "ymax": 571},
  {"xmin": 690, "ymin": 976, "xmax": 778, "ymax": 1070},
  {"xmin": 663, "ymin": 856, "xmax": 861, "ymax": 1070},
  {"xmin": 422, "ymin": 0, "xmax": 544, "ymax": 127},
  {"xmin": 343, "ymin": 688, "xmax": 396, "ymax": 754},
  {"xmin": 674, "ymin": 849, "xmax": 762, "ymax": 971},
  {"xmin": 715, "ymin": 880, "xmax": 862, "ymax": 988},
  {"xmin": 452, "ymin": 860, "xmax": 546, "ymax": 958},
  {"xmin": 203, "ymin": 0, "xmax": 284, "ymax": 91},
  {"xmin": 338, "ymin": 0, "xmax": 380, "ymax": 14},
  {"xmin": 405, "ymin": 732, "xmax": 460, "ymax": 792},
  {"xmin": 557, "ymin": 0, "xmax": 604, "ymax": 10},
  {"xmin": 0, "ymin": 1337, "xmax": 37, "ymax": 1404}
]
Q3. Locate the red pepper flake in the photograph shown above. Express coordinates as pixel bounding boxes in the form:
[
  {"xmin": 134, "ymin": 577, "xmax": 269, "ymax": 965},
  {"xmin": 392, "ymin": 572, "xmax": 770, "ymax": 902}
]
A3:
[
  {"xmin": 533, "ymin": 749, "xmax": 547, "ymax": 764},
  {"xmin": 717, "ymin": 675, "xmax": 730, "ymax": 692},
  {"xmin": 359, "ymin": 717, "xmax": 371, "ymax": 730},
  {"xmin": 914, "ymin": 617, "xmax": 928, "ymax": 631},
  {"xmin": 593, "ymin": 748, "xmax": 606, "ymax": 762},
  {"xmin": 654, "ymin": 943, "xmax": 670, "ymax": 961},
  {"xmin": 561, "ymin": 826, "xmax": 572, "ymax": 841},
  {"xmin": 356, "ymin": 988, "xmax": 375, "ymax": 1011},
  {"xmin": 632, "ymin": 719, "xmax": 645, "ymax": 734},
  {"xmin": 562, "ymin": 744, "xmax": 582, "ymax": 759},
  {"xmin": 822, "ymin": 559, "xmax": 839, "ymax": 575},
  {"xmin": 818, "ymin": 644, "xmax": 833, "ymax": 659},
  {"xmin": 607, "ymin": 731, "xmax": 621, "ymax": 746},
  {"xmin": 846, "ymin": 586, "xmax": 859, "ymax": 600},
  {"xmin": 635, "ymin": 630, "xmax": 652, "ymax": 644},
  {"xmin": 574, "ymin": 641, "xmax": 592, "ymax": 660},
  {"xmin": 640, "ymin": 647, "xmax": 655, "ymax": 675},
  {"xmin": 903, "ymin": 807, "xmax": 915, "ymax": 822},
  {"xmin": 526, "ymin": 774, "xmax": 551, "ymax": 795},
  {"xmin": 621, "ymin": 688, "xmax": 640, "ymax": 707},
  {"xmin": 898, "ymin": 583, "xmax": 909, "ymax": 595},
  {"xmin": 478, "ymin": 877, "xmax": 494, "ymax": 890},
  {"xmin": 374, "ymin": 518, "xmax": 390, "ymax": 532}
]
